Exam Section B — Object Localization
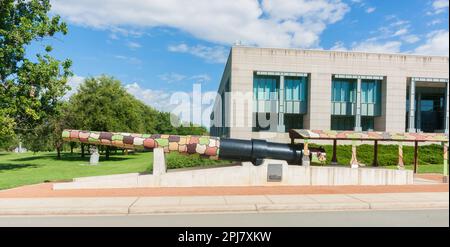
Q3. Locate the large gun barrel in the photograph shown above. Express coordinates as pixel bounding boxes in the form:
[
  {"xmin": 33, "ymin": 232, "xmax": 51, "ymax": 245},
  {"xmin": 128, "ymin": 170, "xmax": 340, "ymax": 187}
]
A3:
[{"xmin": 62, "ymin": 130, "xmax": 323, "ymax": 165}]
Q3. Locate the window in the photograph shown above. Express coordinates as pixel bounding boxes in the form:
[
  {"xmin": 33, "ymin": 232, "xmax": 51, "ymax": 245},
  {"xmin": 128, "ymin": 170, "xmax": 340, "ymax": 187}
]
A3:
[
  {"xmin": 253, "ymin": 75, "xmax": 278, "ymax": 100},
  {"xmin": 332, "ymin": 79, "xmax": 356, "ymax": 103},
  {"xmin": 361, "ymin": 79, "xmax": 382, "ymax": 116},
  {"xmin": 362, "ymin": 117, "xmax": 375, "ymax": 131},
  {"xmin": 284, "ymin": 114, "xmax": 303, "ymax": 130},
  {"xmin": 331, "ymin": 116, "xmax": 355, "ymax": 130},
  {"xmin": 361, "ymin": 80, "xmax": 380, "ymax": 104},
  {"xmin": 285, "ymin": 76, "xmax": 307, "ymax": 101}
]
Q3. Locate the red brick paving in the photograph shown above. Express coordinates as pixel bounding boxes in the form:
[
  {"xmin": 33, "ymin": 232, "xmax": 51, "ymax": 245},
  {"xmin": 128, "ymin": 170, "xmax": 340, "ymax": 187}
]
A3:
[
  {"xmin": 415, "ymin": 173, "xmax": 447, "ymax": 182},
  {"xmin": 0, "ymin": 181, "xmax": 447, "ymax": 198}
]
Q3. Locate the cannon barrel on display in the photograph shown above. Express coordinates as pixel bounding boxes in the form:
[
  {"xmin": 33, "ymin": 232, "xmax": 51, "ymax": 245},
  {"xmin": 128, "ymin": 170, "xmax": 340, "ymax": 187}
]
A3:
[
  {"xmin": 62, "ymin": 129, "xmax": 325, "ymax": 165},
  {"xmin": 219, "ymin": 138, "xmax": 304, "ymax": 164}
]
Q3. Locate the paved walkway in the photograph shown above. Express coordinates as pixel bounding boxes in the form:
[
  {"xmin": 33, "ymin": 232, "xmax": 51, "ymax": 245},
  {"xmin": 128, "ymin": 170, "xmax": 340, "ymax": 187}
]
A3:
[
  {"xmin": 0, "ymin": 192, "xmax": 447, "ymax": 216},
  {"xmin": 0, "ymin": 174, "xmax": 447, "ymax": 216},
  {"xmin": 0, "ymin": 181, "xmax": 448, "ymax": 198}
]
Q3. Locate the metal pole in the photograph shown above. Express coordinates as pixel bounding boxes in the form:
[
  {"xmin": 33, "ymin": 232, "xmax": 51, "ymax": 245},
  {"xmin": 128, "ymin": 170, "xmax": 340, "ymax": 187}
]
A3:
[
  {"xmin": 331, "ymin": 139, "xmax": 338, "ymax": 165},
  {"xmin": 413, "ymin": 141, "xmax": 419, "ymax": 174},
  {"xmin": 278, "ymin": 75, "xmax": 285, "ymax": 133},
  {"xmin": 372, "ymin": 140, "xmax": 378, "ymax": 167},
  {"xmin": 445, "ymin": 82, "xmax": 449, "ymax": 134},
  {"xmin": 408, "ymin": 79, "xmax": 416, "ymax": 133},
  {"xmin": 354, "ymin": 78, "xmax": 362, "ymax": 131}
]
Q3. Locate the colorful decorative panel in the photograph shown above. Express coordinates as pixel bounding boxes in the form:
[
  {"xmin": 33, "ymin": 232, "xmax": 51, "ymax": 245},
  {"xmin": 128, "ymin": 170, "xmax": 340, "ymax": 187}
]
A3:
[
  {"xmin": 62, "ymin": 130, "xmax": 220, "ymax": 159},
  {"xmin": 289, "ymin": 129, "xmax": 449, "ymax": 142}
]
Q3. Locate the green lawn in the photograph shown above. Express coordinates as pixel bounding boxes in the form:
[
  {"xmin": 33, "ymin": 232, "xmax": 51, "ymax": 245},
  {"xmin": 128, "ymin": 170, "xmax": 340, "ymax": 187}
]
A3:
[
  {"xmin": 0, "ymin": 151, "xmax": 230, "ymax": 190},
  {"xmin": 0, "ymin": 143, "xmax": 446, "ymax": 190}
]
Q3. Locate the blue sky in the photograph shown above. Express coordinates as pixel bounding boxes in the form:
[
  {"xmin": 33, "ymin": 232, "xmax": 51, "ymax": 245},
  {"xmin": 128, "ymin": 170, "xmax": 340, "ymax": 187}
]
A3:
[{"xmin": 27, "ymin": 0, "xmax": 449, "ymax": 126}]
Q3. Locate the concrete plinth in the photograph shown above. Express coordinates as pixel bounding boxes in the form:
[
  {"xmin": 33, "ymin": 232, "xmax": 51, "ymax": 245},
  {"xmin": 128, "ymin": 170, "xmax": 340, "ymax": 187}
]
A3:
[
  {"xmin": 152, "ymin": 148, "xmax": 166, "ymax": 176},
  {"xmin": 53, "ymin": 160, "xmax": 414, "ymax": 190}
]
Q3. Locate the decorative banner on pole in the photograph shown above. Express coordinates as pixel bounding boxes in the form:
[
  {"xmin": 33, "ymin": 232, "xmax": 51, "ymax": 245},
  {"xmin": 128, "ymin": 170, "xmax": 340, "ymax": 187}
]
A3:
[
  {"xmin": 350, "ymin": 140, "xmax": 359, "ymax": 168},
  {"xmin": 398, "ymin": 141, "xmax": 405, "ymax": 170},
  {"xmin": 302, "ymin": 138, "xmax": 310, "ymax": 166}
]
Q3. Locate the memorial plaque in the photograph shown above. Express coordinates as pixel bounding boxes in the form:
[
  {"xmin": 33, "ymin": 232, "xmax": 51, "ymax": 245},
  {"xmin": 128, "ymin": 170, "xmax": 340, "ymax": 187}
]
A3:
[{"xmin": 267, "ymin": 164, "xmax": 282, "ymax": 182}]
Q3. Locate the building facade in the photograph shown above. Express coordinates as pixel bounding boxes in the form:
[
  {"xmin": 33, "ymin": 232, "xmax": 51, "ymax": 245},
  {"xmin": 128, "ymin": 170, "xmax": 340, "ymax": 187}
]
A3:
[{"xmin": 210, "ymin": 46, "xmax": 449, "ymax": 142}]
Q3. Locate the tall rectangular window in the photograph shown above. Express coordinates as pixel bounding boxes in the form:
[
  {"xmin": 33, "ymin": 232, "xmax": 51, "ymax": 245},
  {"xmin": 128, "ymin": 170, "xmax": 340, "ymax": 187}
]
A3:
[
  {"xmin": 332, "ymin": 78, "xmax": 356, "ymax": 103},
  {"xmin": 361, "ymin": 80, "xmax": 381, "ymax": 104},
  {"xmin": 253, "ymin": 75, "xmax": 279, "ymax": 101},
  {"xmin": 285, "ymin": 76, "xmax": 307, "ymax": 101},
  {"xmin": 361, "ymin": 79, "xmax": 382, "ymax": 116}
]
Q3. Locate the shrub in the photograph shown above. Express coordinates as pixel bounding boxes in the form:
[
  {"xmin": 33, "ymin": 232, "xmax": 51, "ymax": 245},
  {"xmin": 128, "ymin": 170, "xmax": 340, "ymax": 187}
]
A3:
[
  {"xmin": 165, "ymin": 152, "xmax": 232, "ymax": 169},
  {"xmin": 310, "ymin": 143, "xmax": 444, "ymax": 166}
]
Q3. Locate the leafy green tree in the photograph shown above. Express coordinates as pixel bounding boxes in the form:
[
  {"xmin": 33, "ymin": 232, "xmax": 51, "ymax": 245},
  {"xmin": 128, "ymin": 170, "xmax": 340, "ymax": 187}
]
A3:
[
  {"xmin": 176, "ymin": 123, "xmax": 208, "ymax": 136},
  {"xmin": 67, "ymin": 75, "xmax": 155, "ymax": 133},
  {"xmin": 0, "ymin": 0, "xmax": 72, "ymax": 138},
  {"xmin": 67, "ymin": 75, "xmax": 162, "ymax": 158}
]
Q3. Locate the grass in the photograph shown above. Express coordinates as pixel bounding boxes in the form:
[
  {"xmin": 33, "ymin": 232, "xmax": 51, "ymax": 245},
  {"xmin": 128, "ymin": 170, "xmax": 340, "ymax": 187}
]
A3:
[
  {"xmin": 0, "ymin": 151, "xmax": 231, "ymax": 190},
  {"xmin": 310, "ymin": 143, "xmax": 446, "ymax": 174}
]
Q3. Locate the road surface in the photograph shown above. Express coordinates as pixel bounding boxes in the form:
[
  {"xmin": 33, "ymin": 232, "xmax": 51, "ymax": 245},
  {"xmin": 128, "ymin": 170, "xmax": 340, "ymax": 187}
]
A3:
[{"xmin": 1, "ymin": 209, "xmax": 448, "ymax": 227}]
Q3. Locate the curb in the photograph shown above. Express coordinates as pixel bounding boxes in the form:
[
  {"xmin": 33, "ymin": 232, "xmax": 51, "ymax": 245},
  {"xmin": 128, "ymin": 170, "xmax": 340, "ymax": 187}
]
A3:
[{"xmin": 0, "ymin": 201, "xmax": 447, "ymax": 216}]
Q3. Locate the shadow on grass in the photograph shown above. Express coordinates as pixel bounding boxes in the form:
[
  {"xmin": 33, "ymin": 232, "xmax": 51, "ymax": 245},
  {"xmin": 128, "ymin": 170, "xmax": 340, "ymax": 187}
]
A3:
[
  {"xmin": 10, "ymin": 153, "xmax": 55, "ymax": 162},
  {"xmin": 10, "ymin": 152, "xmax": 134, "ymax": 163},
  {"xmin": 61, "ymin": 152, "xmax": 139, "ymax": 162},
  {"xmin": 60, "ymin": 155, "xmax": 131, "ymax": 162},
  {"xmin": 0, "ymin": 163, "xmax": 39, "ymax": 172}
]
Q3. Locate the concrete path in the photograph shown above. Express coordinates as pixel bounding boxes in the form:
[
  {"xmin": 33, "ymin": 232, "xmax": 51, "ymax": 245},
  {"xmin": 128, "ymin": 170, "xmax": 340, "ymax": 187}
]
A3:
[
  {"xmin": 0, "ymin": 182, "xmax": 448, "ymax": 198},
  {"xmin": 0, "ymin": 192, "xmax": 447, "ymax": 216},
  {"xmin": 2, "ymin": 209, "xmax": 448, "ymax": 227}
]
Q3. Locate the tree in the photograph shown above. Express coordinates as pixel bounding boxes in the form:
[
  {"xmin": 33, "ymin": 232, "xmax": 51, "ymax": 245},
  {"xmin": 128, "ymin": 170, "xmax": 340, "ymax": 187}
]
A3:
[
  {"xmin": 67, "ymin": 75, "xmax": 157, "ymax": 133},
  {"xmin": 67, "ymin": 75, "xmax": 161, "ymax": 159},
  {"xmin": 0, "ymin": 0, "xmax": 72, "ymax": 138}
]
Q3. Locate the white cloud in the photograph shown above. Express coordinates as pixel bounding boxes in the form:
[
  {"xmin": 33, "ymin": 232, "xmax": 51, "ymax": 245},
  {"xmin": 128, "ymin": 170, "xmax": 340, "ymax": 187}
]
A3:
[
  {"xmin": 414, "ymin": 30, "xmax": 449, "ymax": 56},
  {"xmin": 428, "ymin": 19, "xmax": 443, "ymax": 26},
  {"xmin": 125, "ymin": 83, "xmax": 174, "ymax": 113},
  {"xmin": 393, "ymin": 28, "xmax": 408, "ymax": 37},
  {"xmin": 114, "ymin": 55, "xmax": 142, "ymax": 65},
  {"xmin": 352, "ymin": 41, "xmax": 402, "ymax": 53},
  {"xmin": 159, "ymin": 73, "xmax": 212, "ymax": 84},
  {"xmin": 190, "ymin": 74, "xmax": 211, "ymax": 82},
  {"xmin": 125, "ymin": 82, "xmax": 215, "ymax": 127},
  {"xmin": 330, "ymin": 41, "xmax": 347, "ymax": 51},
  {"xmin": 64, "ymin": 75, "xmax": 85, "ymax": 100},
  {"xmin": 432, "ymin": 0, "xmax": 449, "ymax": 14},
  {"xmin": 350, "ymin": 16, "xmax": 423, "ymax": 52},
  {"xmin": 158, "ymin": 73, "xmax": 187, "ymax": 83},
  {"xmin": 402, "ymin": 35, "xmax": 420, "ymax": 44},
  {"xmin": 390, "ymin": 20, "xmax": 409, "ymax": 27},
  {"xmin": 51, "ymin": 0, "xmax": 349, "ymax": 49},
  {"xmin": 168, "ymin": 44, "xmax": 229, "ymax": 63},
  {"xmin": 126, "ymin": 41, "xmax": 142, "ymax": 49},
  {"xmin": 367, "ymin": 18, "xmax": 412, "ymax": 43},
  {"xmin": 109, "ymin": 33, "xmax": 119, "ymax": 40},
  {"xmin": 365, "ymin": 7, "xmax": 376, "ymax": 13}
]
